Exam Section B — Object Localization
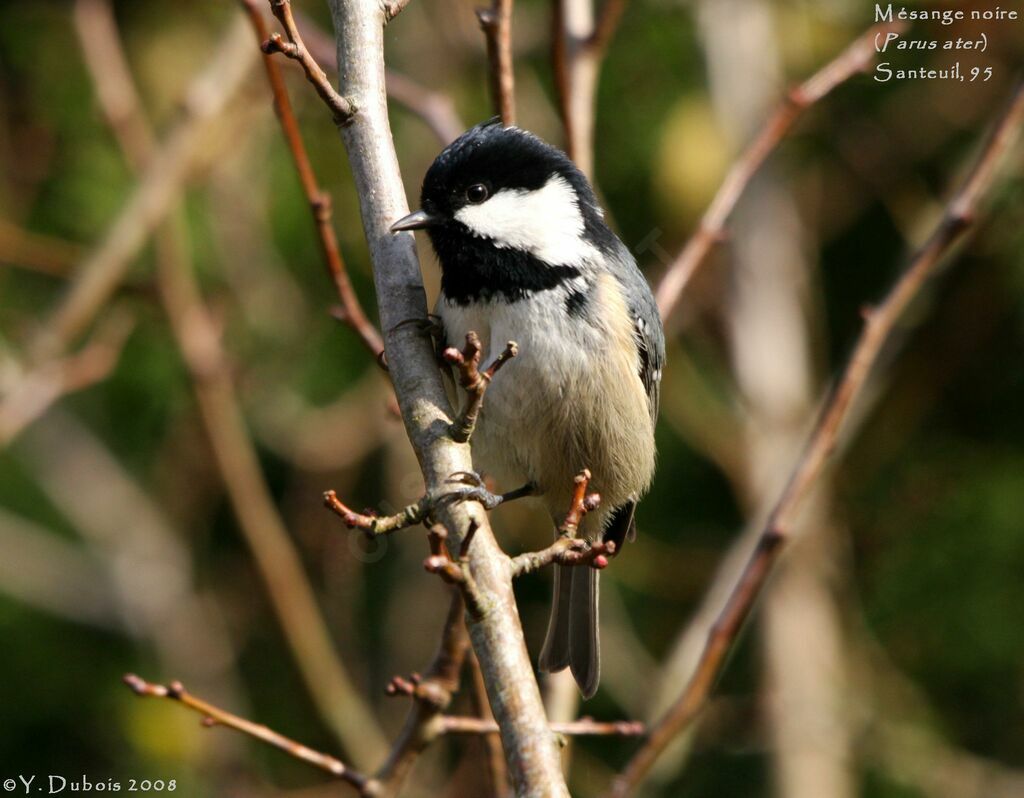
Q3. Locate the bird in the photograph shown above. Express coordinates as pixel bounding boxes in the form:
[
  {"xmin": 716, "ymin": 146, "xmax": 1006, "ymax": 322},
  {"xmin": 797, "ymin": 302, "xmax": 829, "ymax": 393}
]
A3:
[{"xmin": 390, "ymin": 119, "xmax": 664, "ymax": 698}]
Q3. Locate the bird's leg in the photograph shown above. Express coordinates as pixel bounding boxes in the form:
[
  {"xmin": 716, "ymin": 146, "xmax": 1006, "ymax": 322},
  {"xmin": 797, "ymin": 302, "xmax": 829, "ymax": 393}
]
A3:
[
  {"xmin": 390, "ymin": 314, "xmax": 449, "ymax": 367},
  {"xmin": 443, "ymin": 471, "xmax": 536, "ymax": 511},
  {"xmin": 423, "ymin": 314, "xmax": 450, "ymax": 366}
]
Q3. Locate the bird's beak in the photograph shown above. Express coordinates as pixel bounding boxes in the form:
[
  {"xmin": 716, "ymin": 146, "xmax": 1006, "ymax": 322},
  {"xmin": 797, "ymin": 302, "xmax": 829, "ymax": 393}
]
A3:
[{"xmin": 390, "ymin": 208, "xmax": 440, "ymax": 233}]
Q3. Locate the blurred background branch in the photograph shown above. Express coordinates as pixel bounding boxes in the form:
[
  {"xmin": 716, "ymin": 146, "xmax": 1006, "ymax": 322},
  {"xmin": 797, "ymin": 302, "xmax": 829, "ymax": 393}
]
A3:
[
  {"xmin": 70, "ymin": 0, "xmax": 387, "ymax": 764},
  {"xmin": 611, "ymin": 76, "xmax": 1024, "ymax": 797}
]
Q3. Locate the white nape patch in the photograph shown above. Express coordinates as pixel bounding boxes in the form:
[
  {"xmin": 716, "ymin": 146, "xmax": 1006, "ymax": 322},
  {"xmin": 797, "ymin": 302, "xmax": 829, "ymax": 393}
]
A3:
[{"xmin": 454, "ymin": 175, "xmax": 597, "ymax": 266}]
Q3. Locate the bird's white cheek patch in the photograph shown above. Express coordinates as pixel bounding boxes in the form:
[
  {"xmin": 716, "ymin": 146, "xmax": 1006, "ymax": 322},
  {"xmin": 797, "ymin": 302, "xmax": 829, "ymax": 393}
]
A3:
[{"xmin": 454, "ymin": 175, "xmax": 596, "ymax": 266}]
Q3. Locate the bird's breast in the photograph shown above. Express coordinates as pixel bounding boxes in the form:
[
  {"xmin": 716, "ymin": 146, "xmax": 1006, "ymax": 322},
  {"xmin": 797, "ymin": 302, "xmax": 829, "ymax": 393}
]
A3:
[{"xmin": 437, "ymin": 274, "xmax": 655, "ymax": 523}]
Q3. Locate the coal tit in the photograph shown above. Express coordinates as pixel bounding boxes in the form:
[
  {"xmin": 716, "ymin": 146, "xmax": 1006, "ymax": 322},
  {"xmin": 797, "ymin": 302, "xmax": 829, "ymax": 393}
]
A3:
[{"xmin": 391, "ymin": 120, "xmax": 664, "ymax": 698}]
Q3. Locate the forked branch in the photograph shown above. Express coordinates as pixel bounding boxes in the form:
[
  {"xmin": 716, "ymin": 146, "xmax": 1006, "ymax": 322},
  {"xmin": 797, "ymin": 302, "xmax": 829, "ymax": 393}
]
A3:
[
  {"xmin": 444, "ymin": 331, "xmax": 518, "ymax": 443},
  {"xmin": 241, "ymin": 0, "xmax": 383, "ymax": 359},
  {"xmin": 261, "ymin": 0, "xmax": 355, "ymax": 124},
  {"xmin": 126, "ymin": 589, "xmax": 472, "ymax": 798},
  {"xmin": 291, "ymin": 10, "xmax": 465, "ymax": 145},
  {"xmin": 512, "ymin": 536, "xmax": 615, "ymax": 577},
  {"xmin": 608, "ymin": 79, "xmax": 1024, "ymax": 798},
  {"xmin": 123, "ymin": 674, "xmax": 375, "ymax": 793},
  {"xmin": 423, "ymin": 523, "xmax": 487, "ymax": 618},
  {"xmin": 0, "ymin": 310, "xmax": 134, "ymax": 447}
]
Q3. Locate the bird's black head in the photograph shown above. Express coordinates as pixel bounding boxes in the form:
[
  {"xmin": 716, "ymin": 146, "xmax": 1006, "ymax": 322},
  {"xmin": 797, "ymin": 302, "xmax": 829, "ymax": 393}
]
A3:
[{"xmin": 391, "ymin": 120, "xmax": 616, "ymax": 304}]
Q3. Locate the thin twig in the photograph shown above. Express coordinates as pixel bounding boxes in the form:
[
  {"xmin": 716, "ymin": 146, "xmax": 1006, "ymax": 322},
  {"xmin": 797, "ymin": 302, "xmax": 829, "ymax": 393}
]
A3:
[
  {"xmin": 654, "ymin": 20, "xmax": 906, "ymax": 325},
  {"xmin": 241, "ymin": 0, "xmax": 384, "ymax": 360},
  {"xmin": 123, "ymin": 674, "xmax": 374, "ymax": 793},
  {"xmin": 261, "ymin": 0, "xmax": 355, "ymax": 125},
  {"xmin": 73, "ymin": 0, "xmax": 156, "ymax": 158},
  {"xmin": 323, "ymin": 490, "xmax": 429, "ymax": 535},
  {"xmin": 476, "ymin": 0, "xmax": 516, "ymax": 125},
  {"xmin": 607, "ymin": 79, "xmax": 1024, "ymax": 798},
  {"xmin": 444, "ymin": 332, "xmax": 517, "ymax": 443},
  {"xmin": 384, "ymin": 70, "xmax": 465, "ymax": 145},
  {"xmin": 511, "ymin": 536, "xmax": 614, "ymax": 577},
  {"xmin": 442, "ymin": 716, "xmax": 645, "ymax": 736},
  {"xmin": 559, "ymin": 467, "xmax": 599, "ymax": 535}
]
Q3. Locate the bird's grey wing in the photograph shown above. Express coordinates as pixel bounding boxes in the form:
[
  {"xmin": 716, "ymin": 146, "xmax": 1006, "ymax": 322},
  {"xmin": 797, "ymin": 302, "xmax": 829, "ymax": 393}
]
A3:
[
  {"xmin": 614, "ymin": 243, "xmax": 665, "ymax": 426},
  {"xmin": 603, "ymin": 246, "xmax": 665, "ymax": 548}
]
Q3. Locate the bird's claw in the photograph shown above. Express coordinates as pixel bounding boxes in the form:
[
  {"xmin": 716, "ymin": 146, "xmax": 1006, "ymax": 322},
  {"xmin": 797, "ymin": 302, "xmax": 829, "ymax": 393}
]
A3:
[
  {"xmin": 441, "ymin": 485, "xmax": 506, "ymax": 511},
  {"xmin": 441, "ymin": 473, "xmax": 535, "ymax": 512},
  {"xmin": 447, "ymin": 470, "xmax": 486, "ymax": 488}
]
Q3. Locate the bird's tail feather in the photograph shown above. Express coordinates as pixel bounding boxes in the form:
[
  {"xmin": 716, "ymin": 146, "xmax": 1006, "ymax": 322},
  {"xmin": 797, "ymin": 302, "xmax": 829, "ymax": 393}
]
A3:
[
  {"xmin": 539, "ymin": 565, "xmax": 600, "ymax": 699},
  {"xmin": 539, "ymin": 565, "xmax": 572, "ymax": 672}
]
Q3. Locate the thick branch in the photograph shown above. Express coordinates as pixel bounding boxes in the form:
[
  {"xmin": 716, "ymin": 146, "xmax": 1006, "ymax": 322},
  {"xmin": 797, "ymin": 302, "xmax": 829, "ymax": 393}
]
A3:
[
  {"xmin": 241, "ymin": 0, "xmax": 384, "ymax": 359},
  {"xmin": 608, "ymin": 79, "xmax": 1024, "ymax": 797},
  {"xmin": 123, "ymin": 675, "xmax": 374, "ymax": 793},
  {"xmin": 654, "ymin": 20, "xmax": 905, "ymax": 325},
  {"xmin": 324, "ymin": 0, "xmax": 568, "ymax": 791},
  {"xmin": 477, "ymin": 0, "xmax": 516, "ymax": 125}
]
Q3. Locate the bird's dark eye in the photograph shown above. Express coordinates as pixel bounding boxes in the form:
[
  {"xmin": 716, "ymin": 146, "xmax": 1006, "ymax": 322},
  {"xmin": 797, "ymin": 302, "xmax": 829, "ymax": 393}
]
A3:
[{"xmin": 465, "ymin": 183, "xmax": 489, "ymax": 204}]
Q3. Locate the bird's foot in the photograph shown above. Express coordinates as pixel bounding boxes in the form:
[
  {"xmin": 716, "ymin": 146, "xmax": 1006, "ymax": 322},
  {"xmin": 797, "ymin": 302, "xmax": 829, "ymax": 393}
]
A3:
[
  {"xmin": 391, "ymin": 315, "xmax": 448, "ymax": 365},
  {"xmin": 442, "ymin": 472, "xmax": 535, "ymax": 511}
]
